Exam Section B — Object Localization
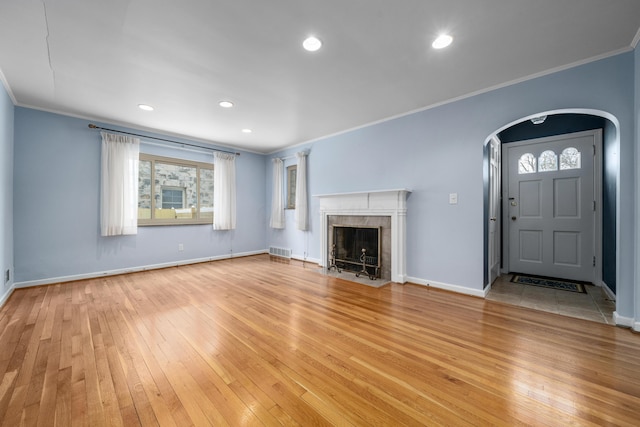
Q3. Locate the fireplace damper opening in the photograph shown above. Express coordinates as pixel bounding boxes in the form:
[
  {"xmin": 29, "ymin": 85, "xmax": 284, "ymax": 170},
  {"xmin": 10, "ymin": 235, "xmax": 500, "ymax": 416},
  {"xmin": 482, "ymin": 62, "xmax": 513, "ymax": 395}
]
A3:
[{"xmin": 331, "ymin": 225, "xmax": 381, "ymax": 279}]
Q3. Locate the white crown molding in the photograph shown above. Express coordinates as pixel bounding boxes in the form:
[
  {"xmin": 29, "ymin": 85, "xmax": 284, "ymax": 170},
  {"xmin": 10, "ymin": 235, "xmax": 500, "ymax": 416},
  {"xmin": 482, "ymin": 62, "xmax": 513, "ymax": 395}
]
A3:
[
  {"xmin": 0, "ymin": 67, "xmax": 17, "ymax": 105},
  {"xmin": 12, "ymin": 102, "xmax": 264, "ymax": 156},
  {"xmin": 268, "ymin": 47, "xmax": 634, "ymax": 156},
  {"xmin": 632, "ymin": 26, "xmax": 640, "ymax": 48}
]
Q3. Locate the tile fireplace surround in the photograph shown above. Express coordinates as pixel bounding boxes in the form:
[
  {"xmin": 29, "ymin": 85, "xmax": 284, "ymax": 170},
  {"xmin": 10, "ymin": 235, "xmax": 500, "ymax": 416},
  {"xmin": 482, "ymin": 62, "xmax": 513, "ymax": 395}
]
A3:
[{"xmin": 315, "ymin": 189, "xmax": 411, "ymax": 283}]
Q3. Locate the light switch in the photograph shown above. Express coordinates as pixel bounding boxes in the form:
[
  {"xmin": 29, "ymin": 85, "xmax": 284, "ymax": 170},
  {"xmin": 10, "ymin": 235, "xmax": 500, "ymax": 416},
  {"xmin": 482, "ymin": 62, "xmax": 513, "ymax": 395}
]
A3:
[{"xmin": 449, "ymin": 193, "xmax": 458, "ymax": 204}]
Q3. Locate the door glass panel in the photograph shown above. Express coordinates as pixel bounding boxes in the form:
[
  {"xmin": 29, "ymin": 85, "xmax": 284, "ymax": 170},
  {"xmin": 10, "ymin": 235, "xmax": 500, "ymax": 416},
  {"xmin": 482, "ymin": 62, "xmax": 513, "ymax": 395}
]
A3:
[
  {"xmin": 538, "ymin": 150, "xmax": 558, "ymax": 172},
  {"xmin": 560, "ymin": 147, "xmax": 581, "ymax": 170},
  {"xmin": 518, "ymin": 153, "xmax": 536, "ymax": 174}
]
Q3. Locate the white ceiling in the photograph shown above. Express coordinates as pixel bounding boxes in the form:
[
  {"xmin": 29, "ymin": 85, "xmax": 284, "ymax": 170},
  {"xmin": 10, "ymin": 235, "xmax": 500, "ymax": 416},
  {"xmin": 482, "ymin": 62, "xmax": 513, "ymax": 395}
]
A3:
[{"xmin": 1, "ymin": 1, "xmax": 639, "ymax": 153}]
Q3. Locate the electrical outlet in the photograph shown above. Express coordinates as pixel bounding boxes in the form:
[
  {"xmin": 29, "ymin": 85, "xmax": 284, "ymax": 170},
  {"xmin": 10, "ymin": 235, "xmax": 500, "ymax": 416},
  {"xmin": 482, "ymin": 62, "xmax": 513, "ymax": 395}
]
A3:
[{"xmin": 178, "ymin": 244, "xmax": 184, "ymax": 251}]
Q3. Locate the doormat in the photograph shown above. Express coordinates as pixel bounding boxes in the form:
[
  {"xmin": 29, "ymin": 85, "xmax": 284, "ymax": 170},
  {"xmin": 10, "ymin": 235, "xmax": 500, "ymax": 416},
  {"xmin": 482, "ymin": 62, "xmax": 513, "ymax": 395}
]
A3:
[{"xmin": 511, "ymin": 274, "xmax": 587, "ymax": 293}]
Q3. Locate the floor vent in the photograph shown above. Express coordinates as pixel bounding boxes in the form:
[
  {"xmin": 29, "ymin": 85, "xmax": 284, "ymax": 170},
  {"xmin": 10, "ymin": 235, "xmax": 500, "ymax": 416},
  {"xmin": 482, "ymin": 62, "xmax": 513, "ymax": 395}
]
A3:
[{"xmin": 269, "ymin": 247, "xmax": 292, "ymax": 259}]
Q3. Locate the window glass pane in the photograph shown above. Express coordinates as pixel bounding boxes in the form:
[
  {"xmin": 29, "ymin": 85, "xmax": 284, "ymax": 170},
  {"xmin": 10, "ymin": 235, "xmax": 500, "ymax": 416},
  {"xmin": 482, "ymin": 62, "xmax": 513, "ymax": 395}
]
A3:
[
  {"xmin": 518, "ymin": 153, "xmax": 536, "ymax": 174},
  {"xmin": 138, "ymin": 160, "xmax": 152, "ymax": 219},
  {"xmin": 138, "ymin": 154, "xmax": 213, "ymax": 225},
  {"xmin": 560, "ymin": 147, "xmax": 581, "ymax": 170},
  {"xmin": 538, "ymin": 150, "xmax": 558, "ymax": 172},
  {"xmin": 161, "ymin": 188, "xmax": 184, "ymax": 209},
  {"xmin": 154, "ymin": 162, "xmax": 197, "ymax": 220},
  {"xmin": 199, "ymin": 168, "xmax": 214, "ymax": 219},
  {"xmin": 287, "ymin": 165, "xmax": 297, "ymax": 208}
]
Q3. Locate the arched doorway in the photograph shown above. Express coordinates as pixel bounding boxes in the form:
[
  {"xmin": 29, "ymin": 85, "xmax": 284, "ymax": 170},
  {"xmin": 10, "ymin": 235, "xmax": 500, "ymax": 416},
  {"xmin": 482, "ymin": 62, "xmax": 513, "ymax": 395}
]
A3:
[{"xmin": 484, "ymin": 110, "xmax": 619, "ymax": 322}]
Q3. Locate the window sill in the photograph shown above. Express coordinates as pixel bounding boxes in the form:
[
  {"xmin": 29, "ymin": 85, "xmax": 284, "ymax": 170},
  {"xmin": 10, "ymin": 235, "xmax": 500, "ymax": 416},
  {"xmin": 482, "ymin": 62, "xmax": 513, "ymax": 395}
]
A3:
[{"xmin": 138, "ymin": 220, "xmax": 213, "ymax": 226}]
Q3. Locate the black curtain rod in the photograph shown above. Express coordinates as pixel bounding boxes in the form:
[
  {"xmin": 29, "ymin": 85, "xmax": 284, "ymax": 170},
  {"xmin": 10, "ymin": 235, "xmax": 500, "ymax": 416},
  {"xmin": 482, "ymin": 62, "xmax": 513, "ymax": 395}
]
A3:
[{"xmin": 88, "ymin": 124, "xmax": 240, "ymax": 156}]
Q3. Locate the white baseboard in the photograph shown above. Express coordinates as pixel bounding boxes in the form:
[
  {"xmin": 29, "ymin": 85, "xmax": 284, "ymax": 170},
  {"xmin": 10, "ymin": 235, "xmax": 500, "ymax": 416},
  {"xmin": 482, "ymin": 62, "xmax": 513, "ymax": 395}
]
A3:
[
  {"xmin": 291, "ymin": 253, "xmax": 321, "ymax": 265},
  {"xmin": 0, "ymin": 285, "xmax": 14, "ymax": 309},
  {"xmin": 13, "ymin": 250, "xmax": 268, "ymax": 289},
  {"xmin": 613, "ymin": 311, "xmax": 634, "ymax": 328},
  {"xmin": 406, "ymin": 276, "xmax": 487, "ymax": 298}
]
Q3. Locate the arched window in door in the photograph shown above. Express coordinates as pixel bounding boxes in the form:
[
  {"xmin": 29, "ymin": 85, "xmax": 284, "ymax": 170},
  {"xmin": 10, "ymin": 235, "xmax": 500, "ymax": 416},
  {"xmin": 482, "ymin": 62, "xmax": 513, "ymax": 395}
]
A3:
[
  {"xmin": 560, "ymin": 147, "xmax": 581, "ymax": 170},
  {"xmin": 538, "ymin": 150, "xmax": 558, "ymax": 172},
  {"xmin": 518, "ymin": 153, "xmax": 536, "ymax": 174}
]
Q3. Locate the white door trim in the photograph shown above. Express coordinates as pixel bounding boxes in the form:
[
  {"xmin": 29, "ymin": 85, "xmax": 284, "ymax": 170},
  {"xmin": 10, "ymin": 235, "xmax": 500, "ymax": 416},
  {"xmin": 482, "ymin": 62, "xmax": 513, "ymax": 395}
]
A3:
[{"xmin": 488, "ymin": 136, "xmax": 501, "ymax": 285}]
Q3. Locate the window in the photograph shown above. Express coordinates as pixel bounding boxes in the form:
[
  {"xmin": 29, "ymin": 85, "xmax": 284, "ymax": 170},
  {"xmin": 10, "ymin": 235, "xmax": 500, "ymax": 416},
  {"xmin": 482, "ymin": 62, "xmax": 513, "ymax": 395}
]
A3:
[
  {"xmin": 138, "ymin": 154, "xmax": 214, "ymax": 225},
  {"xmin": 286, "ymin": 164, "xmax": 297, "ymax": 209},
  {"xmin": 517, "ymin": 147, "xmax": 583, "ymax": 175},
  {"xmin": 518, "ymin": 153, "xmax": 536, "ymax": 174},
  {"xmin": 538, "ymin": 150, "xmax": 558, "ymax": 172},
  {"xmin": 560, "ymin": 147, "xmax": 581, "ymax": 170},
  {"xmin": 161, "ymin": 187, "xmax": 185, "ymax": 209}
]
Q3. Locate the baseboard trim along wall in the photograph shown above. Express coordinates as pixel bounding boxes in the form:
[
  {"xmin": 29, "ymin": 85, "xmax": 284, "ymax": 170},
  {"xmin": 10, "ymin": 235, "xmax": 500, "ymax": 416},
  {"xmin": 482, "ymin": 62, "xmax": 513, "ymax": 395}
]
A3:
[
  {"xmin": 13, "ymin": 249, "xmax": 268, "ymax": 289},
  {"xmin": 612, "ymin": 311, "xmax": 634, "ymax": 329},
  {"xmin": 406, "ymin": 276, "xmax": 488, "ymax": 298},
  {"xmin": 291, "ymin": 253, "xmax": 321, "ymax": 265},
  {"xmin": 0, "ymin": 286, "xmax": 14, "ymax": 309}
]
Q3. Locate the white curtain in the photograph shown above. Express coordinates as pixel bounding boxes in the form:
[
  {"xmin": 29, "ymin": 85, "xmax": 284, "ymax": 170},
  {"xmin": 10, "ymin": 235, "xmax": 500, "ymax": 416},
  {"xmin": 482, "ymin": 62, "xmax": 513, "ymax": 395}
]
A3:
[
  {"xmin": 213, "ymin": 152, "xmax": 237, "ymax": 230},
  {"xmin": 100, "ymin": 132, "xmax": 140, "ymax": 236},
  {"xmin": 295, "ymin": 151, "xmax": 308, "ymax": 231},
  {"xmin": 270, "ymin": 158, "xmax": 285, "ymax": 228}
]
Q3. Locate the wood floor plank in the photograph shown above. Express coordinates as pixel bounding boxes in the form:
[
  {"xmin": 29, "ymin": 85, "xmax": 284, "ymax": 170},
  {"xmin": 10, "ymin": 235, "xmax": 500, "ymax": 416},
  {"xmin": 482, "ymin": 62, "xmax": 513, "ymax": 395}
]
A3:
[{"xmin": 1, "ymin": 255, "xmax": 640, "ymax": 426}]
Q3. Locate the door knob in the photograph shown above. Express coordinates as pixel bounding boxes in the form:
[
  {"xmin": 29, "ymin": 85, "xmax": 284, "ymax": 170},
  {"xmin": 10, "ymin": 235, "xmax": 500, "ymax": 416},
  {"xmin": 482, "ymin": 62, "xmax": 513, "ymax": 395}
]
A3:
[
  {"xmin": 511, "ymin": 216, "xmax": 517, "ymax": 221},
  {"xmin": 490, "ymin": 217, "xmax": 497, "ymax": 222}
]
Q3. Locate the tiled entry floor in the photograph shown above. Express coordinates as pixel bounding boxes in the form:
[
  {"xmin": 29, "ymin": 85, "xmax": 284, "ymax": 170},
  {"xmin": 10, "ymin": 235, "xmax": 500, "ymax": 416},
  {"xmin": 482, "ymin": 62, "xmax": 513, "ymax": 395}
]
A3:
[{"xmin": 486, "ymin": 275, "xmax": 616, "ymax": 325}]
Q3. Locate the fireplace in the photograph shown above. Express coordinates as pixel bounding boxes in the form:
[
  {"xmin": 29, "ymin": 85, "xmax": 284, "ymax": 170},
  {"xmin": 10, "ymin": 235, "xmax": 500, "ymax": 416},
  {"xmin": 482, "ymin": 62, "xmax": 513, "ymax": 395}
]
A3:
[{"xmin": 315, "ymin": 189, "xmax": 410, "ymax": 283}]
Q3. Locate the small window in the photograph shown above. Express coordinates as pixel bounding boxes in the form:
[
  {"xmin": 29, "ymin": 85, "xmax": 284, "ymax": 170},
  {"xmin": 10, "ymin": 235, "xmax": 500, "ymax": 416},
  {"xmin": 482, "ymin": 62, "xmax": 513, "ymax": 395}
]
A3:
[
  {"xmin": 560, "ymin": 147, "xmax": 581, "ymax": 170},
  {"xmin": 138, "ymin": 154, "xmax": 213, "ymax": 225},
  {"xmin": 161, "ymin": 187, "xmax": 185, "ymax": 209},
  {"xmin": 538, "ymin": 150, "xmax": 558, "ymax": 172},
  {"xmin": 518, "ymin": 153, "xmax": 536, "ymax": 174},
  {"xmin": 287, "ymin": 165, "xmax": 297, "ymax": 209}
]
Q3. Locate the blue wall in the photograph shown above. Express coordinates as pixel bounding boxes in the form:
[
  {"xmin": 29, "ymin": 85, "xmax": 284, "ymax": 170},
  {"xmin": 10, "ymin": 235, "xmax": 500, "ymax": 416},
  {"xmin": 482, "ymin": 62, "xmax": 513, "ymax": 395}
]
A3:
[
  {"xmin": 0, "ymin": 82, "xmax": 14, "ymax": 303},
  {"xmin": 13, "ymin": 109, "xmax": 266, "ymax": 283},
  {"xmin": 266, "ymin": 52, "xmax": 635, "ymax": 317}
]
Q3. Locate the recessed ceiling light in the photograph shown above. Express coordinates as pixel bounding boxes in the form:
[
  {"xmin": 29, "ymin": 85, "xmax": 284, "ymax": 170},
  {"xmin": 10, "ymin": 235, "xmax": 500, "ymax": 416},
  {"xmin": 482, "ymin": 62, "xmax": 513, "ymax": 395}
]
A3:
[
  {"xmin": 219, "ymin": 100, "xmax": 234, "ymax": 108},
  {"xmin": 303, "ymin": 36, "xmax": 322, "ymax": 52},
  {"xmin": 241, "ymin": 128, "xmax": 252, "ymax": 134},
  {"xmin": 138, "ymin": 104, "xmax": 154, "ymax": 111},
  {"xmin": 432, "ymin": 34, "xmax": 453, "ymax": 49}
]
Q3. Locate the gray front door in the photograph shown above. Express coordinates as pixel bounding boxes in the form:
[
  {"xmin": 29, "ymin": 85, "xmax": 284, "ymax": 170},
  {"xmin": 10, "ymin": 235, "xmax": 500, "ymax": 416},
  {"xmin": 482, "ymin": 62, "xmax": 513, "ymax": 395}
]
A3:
[{"xmin": 505, "ymin": 130, "xmax": 598, "ymax": 282}]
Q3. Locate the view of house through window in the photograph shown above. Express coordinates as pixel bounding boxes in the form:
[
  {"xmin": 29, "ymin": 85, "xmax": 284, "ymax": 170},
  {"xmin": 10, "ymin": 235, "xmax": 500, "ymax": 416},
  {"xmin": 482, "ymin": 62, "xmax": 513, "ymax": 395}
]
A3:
[
  {"xmin": 138, "ymin": 154, "xmax": 214, "ymax": 225},
  {"xmin": 517, "ymin": 147, "xmax": 582, "ymax": 175},
  {"xmin": 287, "ymin": 164, "xmax": 297, "ymax": 209}
]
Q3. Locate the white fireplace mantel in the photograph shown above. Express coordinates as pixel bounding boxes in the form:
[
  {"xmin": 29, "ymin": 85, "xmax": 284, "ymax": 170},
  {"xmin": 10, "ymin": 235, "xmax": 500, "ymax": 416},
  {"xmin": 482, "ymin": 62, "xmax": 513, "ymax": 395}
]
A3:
[{"xmin": 314, "ymin": 189, "xmax": 411, "ymax": 283}]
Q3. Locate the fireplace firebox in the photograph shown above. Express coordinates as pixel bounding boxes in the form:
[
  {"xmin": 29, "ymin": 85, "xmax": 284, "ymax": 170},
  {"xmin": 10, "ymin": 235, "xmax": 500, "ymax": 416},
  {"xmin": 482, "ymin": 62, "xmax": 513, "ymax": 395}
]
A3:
[{"xmin": 330, "ymin": 225, "xmax": 381, "ymax": 279}]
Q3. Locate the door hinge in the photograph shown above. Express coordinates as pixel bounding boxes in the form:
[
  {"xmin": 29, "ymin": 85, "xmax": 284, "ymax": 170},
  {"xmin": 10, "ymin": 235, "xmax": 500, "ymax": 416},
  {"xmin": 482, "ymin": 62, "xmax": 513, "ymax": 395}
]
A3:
[
  {"xmin": 593, "ymin": 256, "xmax": 596, "ymax": 267},
  {"xmin": 593, "ymin": 145, "xmax": 596, "ymax": 156},
  {"xmin": 593, "ymin": 200, "xmax": 596, "ymax": 211}
]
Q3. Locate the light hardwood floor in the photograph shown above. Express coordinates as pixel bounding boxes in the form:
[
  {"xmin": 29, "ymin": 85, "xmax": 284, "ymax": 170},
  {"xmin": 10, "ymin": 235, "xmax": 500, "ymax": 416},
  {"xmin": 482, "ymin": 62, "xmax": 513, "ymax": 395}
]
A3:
[{"xmin": 1, "ymin": 255, "xmax": 639, "ymax": 426}]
